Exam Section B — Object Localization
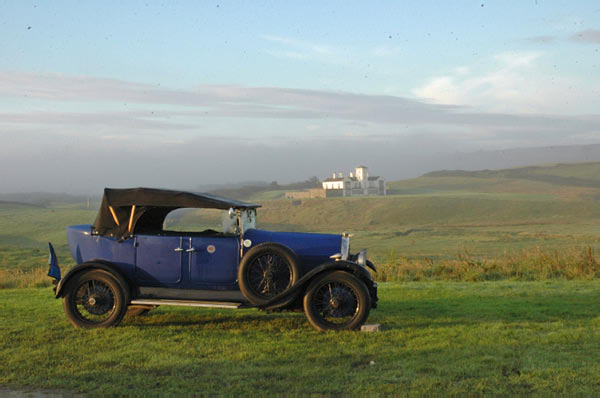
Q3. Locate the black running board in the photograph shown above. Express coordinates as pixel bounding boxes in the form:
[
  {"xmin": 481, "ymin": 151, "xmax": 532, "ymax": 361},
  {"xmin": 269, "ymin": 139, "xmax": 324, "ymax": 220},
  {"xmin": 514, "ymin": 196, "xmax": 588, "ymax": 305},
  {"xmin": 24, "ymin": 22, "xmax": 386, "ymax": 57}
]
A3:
[{"xmin": 130, "ymin": 299, "xmax": 248, "ymax": 309}]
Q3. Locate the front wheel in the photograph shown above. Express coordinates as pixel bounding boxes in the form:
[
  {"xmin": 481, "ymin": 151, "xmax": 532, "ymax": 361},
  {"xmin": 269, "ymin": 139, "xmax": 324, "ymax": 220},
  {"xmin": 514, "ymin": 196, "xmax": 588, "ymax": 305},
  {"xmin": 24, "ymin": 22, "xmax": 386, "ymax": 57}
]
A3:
[
  {"xmin": 62, "ymin": 269, "xmax": 128, "ymax": 328},
  {"xmin": 303, "ymin": 271, "xmax": 371, "ymax": 332}
]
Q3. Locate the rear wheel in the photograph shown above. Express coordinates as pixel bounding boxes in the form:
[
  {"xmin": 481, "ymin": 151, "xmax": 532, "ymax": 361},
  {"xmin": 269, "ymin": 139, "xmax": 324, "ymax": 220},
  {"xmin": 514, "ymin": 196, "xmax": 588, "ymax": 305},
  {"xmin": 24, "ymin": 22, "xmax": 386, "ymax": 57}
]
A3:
[
  {"xmin": 303, "ymin": 271, "xmax": 371, "ymax": 332},
  {"xmin": 62, "ymin": 269, "xmax": 127, "ymax": 328}
]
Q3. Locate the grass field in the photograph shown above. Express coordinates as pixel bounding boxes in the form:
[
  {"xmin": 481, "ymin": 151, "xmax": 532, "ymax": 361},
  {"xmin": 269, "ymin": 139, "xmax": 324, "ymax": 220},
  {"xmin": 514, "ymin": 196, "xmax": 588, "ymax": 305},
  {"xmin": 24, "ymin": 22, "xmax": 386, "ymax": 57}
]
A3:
[
  {"xmin": 1, "ymin": 281, "xmax": 599, "ymax": 396},
  {"xmin": 2, "ymin": 162, "xmax": 600, "ymax": 394}
]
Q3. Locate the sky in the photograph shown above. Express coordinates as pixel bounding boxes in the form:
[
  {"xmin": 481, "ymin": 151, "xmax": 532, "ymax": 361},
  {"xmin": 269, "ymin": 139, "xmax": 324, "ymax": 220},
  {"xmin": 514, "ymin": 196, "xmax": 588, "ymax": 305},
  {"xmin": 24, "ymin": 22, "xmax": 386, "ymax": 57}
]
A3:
[{"xmin": 0, "ymin": 0, "xmax": 599, "ymax": 193}]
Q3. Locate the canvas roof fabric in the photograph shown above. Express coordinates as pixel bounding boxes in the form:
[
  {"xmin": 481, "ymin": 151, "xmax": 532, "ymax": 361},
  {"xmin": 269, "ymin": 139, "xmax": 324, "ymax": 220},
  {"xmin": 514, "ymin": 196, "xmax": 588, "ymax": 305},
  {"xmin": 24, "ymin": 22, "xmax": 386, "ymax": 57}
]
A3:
[{"xmin": 93, "ymin": 187, "xmax": 260, "ymax": 239}]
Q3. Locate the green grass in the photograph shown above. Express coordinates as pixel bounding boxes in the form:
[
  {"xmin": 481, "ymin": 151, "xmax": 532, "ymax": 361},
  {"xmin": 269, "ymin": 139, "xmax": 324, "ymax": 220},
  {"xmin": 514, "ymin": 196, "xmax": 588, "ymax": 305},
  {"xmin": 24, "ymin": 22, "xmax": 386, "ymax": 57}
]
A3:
[
  {"xmin": 248, "ymin": 189, "xmax": 287, "ymax": 201},
  {"xmin": 527, "ymin": 162, "xmax": 600, "ymax": 182},
  {"xmin": 2, "ymin": 281, "xmax": 600, "ymax": 395},
  {"xmin": 3, "ymin": 162, "xmax": 600, "ymax": 394},
  {"xmin": 259, "ymin": 195, "xmax": 600, "ymax": 230},
  {"xmin": 0, "ymin": 203, "xmax": 96, "ymax": 254}
]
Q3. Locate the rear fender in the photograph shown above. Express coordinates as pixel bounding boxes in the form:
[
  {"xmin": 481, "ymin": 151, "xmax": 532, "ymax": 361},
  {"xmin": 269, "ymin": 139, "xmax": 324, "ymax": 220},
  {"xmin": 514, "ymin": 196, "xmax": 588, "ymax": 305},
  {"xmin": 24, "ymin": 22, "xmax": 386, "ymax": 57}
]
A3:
[
  {"xmin": 55, "ymin": 260, "xmax": 131, "ymax": 302},
  {"xmin": 258, "ymin": 260, "xmax": 376, "ymax": 311},
  {"xmin": 47, "ymin": 242, "xmax": 61, "ymax": 281}
]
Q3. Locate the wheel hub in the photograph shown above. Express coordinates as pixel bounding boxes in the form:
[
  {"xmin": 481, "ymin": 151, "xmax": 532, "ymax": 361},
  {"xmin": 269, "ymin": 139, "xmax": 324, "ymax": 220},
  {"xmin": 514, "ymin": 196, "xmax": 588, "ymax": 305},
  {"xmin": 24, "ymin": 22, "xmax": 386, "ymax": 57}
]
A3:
[
  {"xmin": 324, "ymin": 287, "xmax": 357, "ymax": 318},
  {"xmin": 81, "ymin": 284, "xmax": 114, "ymax": 315},
  {"xmin": 330, "ymin": 297, "xmax": 341, "ymax": 309}
]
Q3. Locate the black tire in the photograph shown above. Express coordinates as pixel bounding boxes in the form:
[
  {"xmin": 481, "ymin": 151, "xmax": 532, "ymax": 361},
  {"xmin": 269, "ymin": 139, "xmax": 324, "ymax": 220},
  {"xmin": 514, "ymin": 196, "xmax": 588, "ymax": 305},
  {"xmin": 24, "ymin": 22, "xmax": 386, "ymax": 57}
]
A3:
[
  {"xmin": 303, "ymin": 271, "xmax": 371, "ymax": 332},
  {"xmin": 62, "ymin": 269, "xmax": 128, "ymax": 328},
  {"xmin": 238, "ymin": 243, "xmax": 301, "ymax": 305}
]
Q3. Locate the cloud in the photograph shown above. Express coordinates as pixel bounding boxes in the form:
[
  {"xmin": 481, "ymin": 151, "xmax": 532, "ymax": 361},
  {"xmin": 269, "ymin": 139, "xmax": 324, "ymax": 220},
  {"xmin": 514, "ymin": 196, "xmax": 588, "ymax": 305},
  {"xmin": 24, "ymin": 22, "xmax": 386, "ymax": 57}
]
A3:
[
  {"xmin": 264, "ymin": 49, "xmax": 307, "ymax": 60},
  {"xmin": 371, "ymin": 45, "xmax": 402, "ymax": 57},
  {"xmin": 0, "ymin": 110, "xmax": 195, "ymax": 131},
  {"xmin": 492, "ymin": 52, "xmax": 541, "ymax": 68},
  {"xmin": 524, "ymin": 35, "xmax": 556, "ymax": 44},
  {"xmin": 570, "ymin": 29, "xmax": 600, "ymax": 44},
  {"xmin": 1, "ymin": 70, "xmax": 599, "ymax": 193},
  {"xmin": 0, "ymin": 70, "xmax": 463, "ymax": 128},
  {"xmin": 0, "ymin": 70, "xmax": 598, "ymax": 136},
  {"xmin": 413, "ymin": 52, "xmax": 541, "ymax": 112},
  {"xmin": 0, "ymin": 71, "xmax": 213, "ymax": 106},
  {"xmin": 413, "ymin": 51, "xmax": 598, "ymax": 114},
  {"xmin": 261, "ymin": 35, "xmax": 346, "ymax": 64}
]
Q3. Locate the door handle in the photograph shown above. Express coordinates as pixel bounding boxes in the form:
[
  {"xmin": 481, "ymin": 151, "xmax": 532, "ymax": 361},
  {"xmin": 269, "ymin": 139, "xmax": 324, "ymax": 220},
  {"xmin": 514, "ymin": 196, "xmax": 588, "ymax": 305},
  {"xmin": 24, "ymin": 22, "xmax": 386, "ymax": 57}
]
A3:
[
  {"xmin": 174, "ymin": 247, "xmax": 184, "ymax": 252},
  {"xmin": 186, "ymin": 248, "xmax": 196, "ymax": 252}
]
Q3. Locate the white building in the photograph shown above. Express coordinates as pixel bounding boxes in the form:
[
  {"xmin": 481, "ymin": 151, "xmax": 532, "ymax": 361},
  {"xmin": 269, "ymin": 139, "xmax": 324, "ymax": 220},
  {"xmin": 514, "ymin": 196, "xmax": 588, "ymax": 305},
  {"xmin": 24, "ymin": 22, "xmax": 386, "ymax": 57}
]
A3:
[{"xmin": 322, "ymin": 166, "xmax": 386, "ymax": 197}]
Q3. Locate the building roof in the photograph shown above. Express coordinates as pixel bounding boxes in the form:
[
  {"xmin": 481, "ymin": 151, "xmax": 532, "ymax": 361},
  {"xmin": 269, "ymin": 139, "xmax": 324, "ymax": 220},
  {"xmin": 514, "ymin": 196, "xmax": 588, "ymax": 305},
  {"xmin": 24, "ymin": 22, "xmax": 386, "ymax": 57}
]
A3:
[
  {"xmin": 356, "ymin": 165, "xmax": 368, "ymax": 169},
  {"xmin": 368, "ymin": 176, "xmax": 381, "ymax": 181},
  {"xmin": 323, "ymin": 177, "xmax": 345, "ymax": 182}
]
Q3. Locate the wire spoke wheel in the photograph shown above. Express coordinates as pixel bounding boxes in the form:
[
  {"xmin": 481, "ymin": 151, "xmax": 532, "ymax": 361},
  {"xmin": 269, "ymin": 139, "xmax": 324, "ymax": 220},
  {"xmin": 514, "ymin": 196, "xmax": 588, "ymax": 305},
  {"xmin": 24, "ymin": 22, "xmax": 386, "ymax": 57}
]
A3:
[
  {"xmin": 63, "ymin": 269, "xmax": 127, "ymax": 328},
  {"xmin": 304, "ymin": 271, "xmax": 371, "ymax": 331},
  {"xmin": 73, "ymin": 279, "xmax": 116, "ymax": 322},
  {"xmin": 238, "ymin": 244, "xmax": 301, "ymax": 306},
  {"xmin": 313, "ymin": 281, "xmax": 359, "ymax": 326},
  {"xmin": 246, "ymin": 253, "xmax": 292, "ymax": 299}
]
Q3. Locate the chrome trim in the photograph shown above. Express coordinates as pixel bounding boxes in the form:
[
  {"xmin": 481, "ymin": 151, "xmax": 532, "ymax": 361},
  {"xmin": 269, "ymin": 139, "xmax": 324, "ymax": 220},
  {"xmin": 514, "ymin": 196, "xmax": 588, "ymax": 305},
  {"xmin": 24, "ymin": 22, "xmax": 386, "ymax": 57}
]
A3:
[
  {"xmin": 357, "ymin": 249, "xmax": 367, "ymax": 267},
  {"xmin": 341, "ymin": 235, "xmax": 350, "ymax": 260},
  {"xmin": 130, "ymin": 299, "xmax": 241, "ymax": 309}
]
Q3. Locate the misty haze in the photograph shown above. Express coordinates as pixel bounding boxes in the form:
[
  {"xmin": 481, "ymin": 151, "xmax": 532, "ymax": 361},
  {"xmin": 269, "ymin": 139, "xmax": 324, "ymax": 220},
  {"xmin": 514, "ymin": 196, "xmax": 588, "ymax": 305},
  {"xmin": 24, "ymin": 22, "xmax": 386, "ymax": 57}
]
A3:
[{"xmin": 1, "ymin": 2, "xmax": 599, "ymax": 194}]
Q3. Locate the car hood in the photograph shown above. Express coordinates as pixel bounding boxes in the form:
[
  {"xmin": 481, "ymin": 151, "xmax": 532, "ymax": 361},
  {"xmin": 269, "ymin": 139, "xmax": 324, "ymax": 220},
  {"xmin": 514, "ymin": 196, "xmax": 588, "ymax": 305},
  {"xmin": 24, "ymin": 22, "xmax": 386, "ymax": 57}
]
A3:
[{"xmin": 243, "ymin": 229, "xmax": 342, "ymax": 266}]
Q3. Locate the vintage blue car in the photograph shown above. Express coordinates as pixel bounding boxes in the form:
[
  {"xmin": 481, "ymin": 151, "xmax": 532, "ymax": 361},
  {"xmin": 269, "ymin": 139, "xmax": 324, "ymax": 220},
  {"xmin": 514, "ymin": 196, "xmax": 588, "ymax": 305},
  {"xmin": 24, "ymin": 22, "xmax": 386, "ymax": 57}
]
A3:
[{"xmin": 48, "ymin": 188, "xmax": 378, "ymax": 331}]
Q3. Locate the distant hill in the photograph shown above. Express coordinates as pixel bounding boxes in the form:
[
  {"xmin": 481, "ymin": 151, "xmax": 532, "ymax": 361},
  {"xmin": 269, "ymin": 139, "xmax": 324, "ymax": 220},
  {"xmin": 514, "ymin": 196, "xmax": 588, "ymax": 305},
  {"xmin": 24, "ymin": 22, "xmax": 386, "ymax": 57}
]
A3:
[
  {"xmin": 415, "ymin": 144, "xmax": 600, "ymax": 177},
  {"xmin": 250, "ymin": 161, "xmax": 600, "ymax": 233},
  {"xmin": 0, "ymin": 192, "xmax": 92, "ymax": 207},
  {"xmin": 384, "ymin": 161, "xmax": 600, "ymax": 200},
  {"xmin": 423, "ymin": 162, "xmax": 600, "ymax": 188},
  {"xmin": 0, "ymin": 200, "xmax": 45, "ymax": 209},
  {"xmin": 209, "ymin": 177, "xmax": 321, "ymax": 200}
]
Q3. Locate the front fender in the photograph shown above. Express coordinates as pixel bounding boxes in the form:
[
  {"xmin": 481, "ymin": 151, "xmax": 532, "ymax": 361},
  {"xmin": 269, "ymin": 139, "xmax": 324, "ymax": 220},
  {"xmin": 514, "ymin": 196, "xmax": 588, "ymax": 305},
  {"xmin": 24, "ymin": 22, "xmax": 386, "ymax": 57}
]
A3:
[
  {"xmin": 258, "ymin": 260, "xmax": 376, "ymax": 311},
  {"xmin": 55, "ymin": 260, "xmax": 131, "ymax": 300}
]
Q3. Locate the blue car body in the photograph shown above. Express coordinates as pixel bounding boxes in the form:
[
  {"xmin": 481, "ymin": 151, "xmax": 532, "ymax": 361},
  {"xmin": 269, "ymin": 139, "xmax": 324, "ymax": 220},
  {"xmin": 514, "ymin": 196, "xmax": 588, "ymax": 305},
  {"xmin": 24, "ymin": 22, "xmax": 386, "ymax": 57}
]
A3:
[
  {"xmin": 50, "ymin": 187, "xmax": 378, "ymax": 331},
  {"xmin": 65, "ymin": 224, "xmax": 342, "ymax": 293}
]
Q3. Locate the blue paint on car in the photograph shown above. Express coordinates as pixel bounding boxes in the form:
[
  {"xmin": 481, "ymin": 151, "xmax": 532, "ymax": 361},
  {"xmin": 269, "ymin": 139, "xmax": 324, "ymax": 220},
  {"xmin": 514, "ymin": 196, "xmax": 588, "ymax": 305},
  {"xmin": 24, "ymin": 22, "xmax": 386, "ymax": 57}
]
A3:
[{"xmin": 49, "ymin": 188, "xmax": 377, "ymax": 331}]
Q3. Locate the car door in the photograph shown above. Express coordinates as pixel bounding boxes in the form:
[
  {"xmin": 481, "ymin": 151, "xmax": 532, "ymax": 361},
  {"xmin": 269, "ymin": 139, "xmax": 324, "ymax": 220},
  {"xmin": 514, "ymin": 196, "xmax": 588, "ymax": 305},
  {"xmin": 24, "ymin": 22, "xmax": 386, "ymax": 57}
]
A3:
[
  {"xmin": 187, "ymin": 235, "xmax": 239, "ymax": 286},
  {"xmin": 135, "ymin": 234, "xmax": 184, "ymax": 284}
]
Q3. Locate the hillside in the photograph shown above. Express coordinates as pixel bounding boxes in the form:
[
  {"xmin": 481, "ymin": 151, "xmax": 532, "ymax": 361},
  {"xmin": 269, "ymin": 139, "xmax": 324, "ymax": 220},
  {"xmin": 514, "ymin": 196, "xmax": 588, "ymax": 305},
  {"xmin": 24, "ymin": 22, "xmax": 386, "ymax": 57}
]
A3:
[
  {"xmin": 250, "ymin": 162, "xmax": 600, "ymax": 262},
  {"xmin": 0, "ymin": 192, "xmax": 92, "ymax": 207},
  {"xmin": 167, "ymin": 161, "xmax": 600, "ymax": 235},
  {"xmin": 0, "ymin": 200, "xmax": 44, "ymax": 209},
  {"xmin": 1, "ymin": 161, "xmax": 599, "ymax": 276},
  {"xmin": 423, "ymin": 162, "xmax": 600, "ymax": 187},
  {"xmin": 210, "ymin": 177, "xmax": 321, "ymax": 200},
  {"xmin": 386, "ymin": 161, "xmax": 600, "ymax": 200}
]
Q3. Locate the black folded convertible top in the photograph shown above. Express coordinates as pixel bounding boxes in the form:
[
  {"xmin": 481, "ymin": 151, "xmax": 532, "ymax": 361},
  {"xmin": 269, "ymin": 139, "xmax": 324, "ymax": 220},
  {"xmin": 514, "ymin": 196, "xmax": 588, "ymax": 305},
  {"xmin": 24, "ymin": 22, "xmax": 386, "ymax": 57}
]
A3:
[{"xmin": 93, "ymin": 187, "xmax": 260, "ymax": 238}]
